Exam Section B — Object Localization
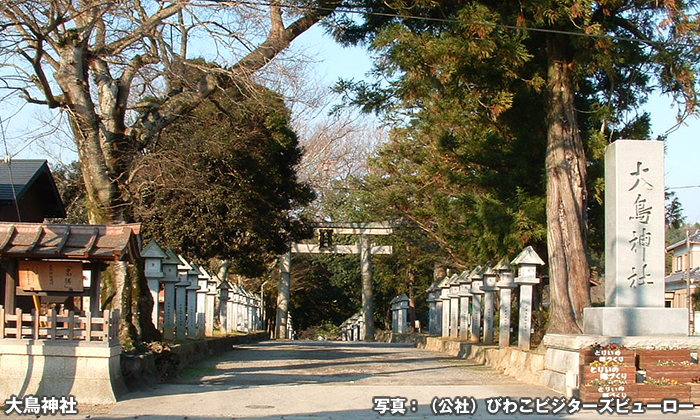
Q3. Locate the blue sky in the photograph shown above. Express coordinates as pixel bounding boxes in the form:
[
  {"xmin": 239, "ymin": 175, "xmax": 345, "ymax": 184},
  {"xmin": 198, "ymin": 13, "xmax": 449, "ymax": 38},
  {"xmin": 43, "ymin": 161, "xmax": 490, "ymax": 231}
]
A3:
[{"xmin": 295, "ymin": 25, "xmax": 700, "ymax": 224}]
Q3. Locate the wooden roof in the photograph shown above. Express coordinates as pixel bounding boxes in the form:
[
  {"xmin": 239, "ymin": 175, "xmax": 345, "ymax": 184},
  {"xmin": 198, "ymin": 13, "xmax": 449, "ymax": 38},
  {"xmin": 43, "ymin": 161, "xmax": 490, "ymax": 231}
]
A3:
[{"xmin": 0, "ymin": 222, "xmax": 141, "ymax": 262}]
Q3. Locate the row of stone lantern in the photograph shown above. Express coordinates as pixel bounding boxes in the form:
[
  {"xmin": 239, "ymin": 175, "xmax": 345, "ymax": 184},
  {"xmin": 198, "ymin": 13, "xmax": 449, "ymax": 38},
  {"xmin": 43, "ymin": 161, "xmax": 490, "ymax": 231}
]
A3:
[
  {"xmin": 340, "ymin": 313, "xmax": 364, "ymax": 341},
  {"xmin": 142, "ymin": 240, "xmax": 262, "ymax": 340},
  {"xmin": 390, "ymin": 294, "xmax": 410, "ymax": 334},
  {"xmin": 425, "ymin": 246, "xmax": 545, "ymax": 351}
]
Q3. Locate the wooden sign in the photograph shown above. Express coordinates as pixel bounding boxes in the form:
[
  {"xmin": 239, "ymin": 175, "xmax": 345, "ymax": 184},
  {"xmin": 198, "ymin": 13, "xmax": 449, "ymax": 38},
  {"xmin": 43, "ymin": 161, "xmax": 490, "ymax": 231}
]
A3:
[{"xmin": 18, "ymin": 261, "xmax": 84, "ymax": 292}]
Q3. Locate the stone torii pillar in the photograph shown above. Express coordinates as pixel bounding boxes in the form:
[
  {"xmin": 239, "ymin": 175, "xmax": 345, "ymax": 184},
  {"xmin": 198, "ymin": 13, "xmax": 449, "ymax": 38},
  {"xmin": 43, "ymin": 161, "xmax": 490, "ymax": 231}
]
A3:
[
  {"xmin": 275, "ymin": 222, "xmax": 393, "ymax": 341},
  {"xmin": 275, "ymin": 252, "xmax": 292, "ymax": 339}
]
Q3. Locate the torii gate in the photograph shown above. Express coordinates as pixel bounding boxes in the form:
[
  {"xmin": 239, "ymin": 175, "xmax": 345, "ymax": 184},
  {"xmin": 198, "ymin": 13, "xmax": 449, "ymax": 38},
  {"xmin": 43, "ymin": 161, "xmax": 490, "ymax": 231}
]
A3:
[{"xmin": 275, "ymin": 222, "xmax": 393, "ymax": 341}]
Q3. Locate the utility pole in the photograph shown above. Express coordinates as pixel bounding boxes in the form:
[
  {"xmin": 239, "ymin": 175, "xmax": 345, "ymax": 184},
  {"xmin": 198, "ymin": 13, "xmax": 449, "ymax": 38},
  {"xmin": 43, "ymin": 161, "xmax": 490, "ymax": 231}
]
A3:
[{"xmin": 687, "ymin": 229, "xmax": 692, "ymax": 335}]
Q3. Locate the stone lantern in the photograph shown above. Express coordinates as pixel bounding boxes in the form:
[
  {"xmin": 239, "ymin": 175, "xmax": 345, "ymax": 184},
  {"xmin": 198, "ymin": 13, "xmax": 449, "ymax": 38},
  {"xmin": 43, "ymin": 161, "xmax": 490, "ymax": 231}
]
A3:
[
  {"xmin": 141, "ymin": 240, "xmax": 166, "ymax": 330},
  {"xmin": 511, "ymin": 246, "xmax": 545, "ymax": 351},
  {"xmin": 481, "ymin": 263, "xmax": 499, "ymax": 345},
  {"xmin": 218, "ymin": 281, "xmax": 230, "ymax": 335},
  {"xmin": 468, "ymin": 266, "xmax": 483, "ymax": 342},
  {"xmin": 425, "ymin": 282, "xmax": 438, "ymax": 336},
  {"xmin": 457, "ymin": 270, "xmax": 472, "ymax": 341},
  {"xmin": 175, "ymin": 255, "xmax": 194, "ymax": 339},
  {"xmin": 494, "ymin": 257, "xmax": 516, "ymax": 347},
  {"xmin": 160, "ymin": 249, "xmax": 181, "ymax": 340},
  {"xmin": 185, "ymin": 265, "xmax": 201, "ymax": 338},
  {"xmin": 448, "ymin": 274, "xmax": 461, "ymax": 338},
  {"xmin": 437, "ymin": 274, "xmax": 452, "ymax": 337}
]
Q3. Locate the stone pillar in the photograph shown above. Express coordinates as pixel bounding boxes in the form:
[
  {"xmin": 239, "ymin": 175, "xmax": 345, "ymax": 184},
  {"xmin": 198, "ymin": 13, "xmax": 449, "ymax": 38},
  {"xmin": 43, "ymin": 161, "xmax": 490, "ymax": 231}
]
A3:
[
  {"xmin": 219, "ymin": 281, "xmax": 230, "ymax": 335},
  {"xmin": 231, "ymin": 286, "xmax": 241, "ymax": 332},
  {"xmin": 438, "ymin": 275, "xmax": 451, "ymax": 337},
  {"xmin": 435, "ymin": 296, "xmax": 443, "ymax": 336},
  {"xmin": 469, "ymin": 266, "xmax": 483, "ymax": 343},
  {"xmin": 276, "ymin": 252, "xmax": 292, "ymax": 339},
  {"xmin": 390, "ymin": 296, "xmax": 399, "ymax": 332},
  {"xmin": 360, "ymin": 235, "xmax": 375, "ymax": 341},
  {"xmin": 397, "ymin": 294, "xmax": 410, "ymax": 334},
  {"xmin": 495, "ymin": 257, "xmax": 516, "ymax": 347},
  {"xmin": 583, "ymin": 139, "xmax": 688, "ymax": 335},
  {"xmin": 426, "ymin": 282, "xmax": 438, "ymax": 336},
  {"xmin": 142, "ymin": 241, "xmax": 166, "ymax": 329},
  {"xmin": 175, "ymin": 256, "xmax": 192, "ymax": 340},
  {"xmin": 253, "ymin": 294, "xmax": 261, "ymax": 331},
  {"xmin": 161, "ymin": 249, "xmax": 181, "ymax": 341},
  {"xmin": 195, "ymin": 267, "xmax": 209, "ymax": 339},
  {"xmin": 512, "ymin": 246, "xmax": 544, "ymax": 351},
  {"xmin": 448, "ymin": 274, "xmax": 460, "ymax": 338},
  {"xmin": 226, "ymin": 287, "xmax": 234, "ymax": 333},
  {"xmin": 458, "ymin": 271, "xmax": 472, "ymax": 341},
  {"xmin": 185, "ymin": 266, "xmax": 201, "ymax": 338},
  {"xmin": 205, "ymin": 271, "xmax": 217, "ymax": 336},
  {"xmin": 481, "ymin": 264, "xmax": 498, "ymax": 345}
]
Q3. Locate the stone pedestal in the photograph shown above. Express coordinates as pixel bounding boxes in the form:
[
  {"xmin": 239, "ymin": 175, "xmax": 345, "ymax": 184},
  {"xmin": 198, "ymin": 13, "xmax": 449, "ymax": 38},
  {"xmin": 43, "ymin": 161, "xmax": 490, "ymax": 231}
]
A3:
[{"xmin": 583, "ymin": 307, "xmax": 688, "ymax": 336}]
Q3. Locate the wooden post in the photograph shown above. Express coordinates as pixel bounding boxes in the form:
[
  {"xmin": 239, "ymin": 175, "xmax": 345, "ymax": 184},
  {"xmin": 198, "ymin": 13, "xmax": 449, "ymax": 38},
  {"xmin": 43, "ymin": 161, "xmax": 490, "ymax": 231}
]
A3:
[
  {"xmin": 0, "ymin": 305, "xmax": 5, "ymax": 338},
  {"xmin": 89, "ymin": 264, "xmax": 102, "ymax": 315},
  {"xmin": 4, "ymin": 260, "xmax": 17, "ymax": 311},
  {"xmin": 68, "ymin": 311, "xmax": 75, "ymax": 341},
  {"xmin": 86, "ymin": 311, "xmax": 92, "ymax": 342},
  {"xmin": 15, "ymin": 308, "xmax": 22, "ymax": 338},
  {"xmin": 50, "ymin": 308, "xmax": 57, "ymax": 340},
  {"xmin": 103, "ymin": 309, "xmax": 110, "ymax": 342},
  {"xmin": 32, "ymin": 309, "xmax": 39, "ymax": 340}
]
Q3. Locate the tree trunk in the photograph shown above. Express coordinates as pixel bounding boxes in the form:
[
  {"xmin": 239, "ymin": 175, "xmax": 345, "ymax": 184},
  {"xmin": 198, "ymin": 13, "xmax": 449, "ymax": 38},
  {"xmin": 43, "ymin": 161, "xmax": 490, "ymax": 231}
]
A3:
[
  {"xmin": 545, "ymin": 34, "xmax": 591, "ymax": 334},
  {"xmin": 408, "ymin": 270, "xmax": 416, "ymax": 331},
  {"xmin": 361, "ymin": 235, "xmax": 375, "ymax": 341}
]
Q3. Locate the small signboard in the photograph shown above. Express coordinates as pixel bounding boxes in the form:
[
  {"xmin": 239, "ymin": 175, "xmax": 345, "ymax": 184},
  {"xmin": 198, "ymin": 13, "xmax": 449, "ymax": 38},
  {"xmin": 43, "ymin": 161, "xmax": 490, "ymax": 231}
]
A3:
[{"xmin": 18, "ymin": 261, "xmax": 84, "ymax": 292}]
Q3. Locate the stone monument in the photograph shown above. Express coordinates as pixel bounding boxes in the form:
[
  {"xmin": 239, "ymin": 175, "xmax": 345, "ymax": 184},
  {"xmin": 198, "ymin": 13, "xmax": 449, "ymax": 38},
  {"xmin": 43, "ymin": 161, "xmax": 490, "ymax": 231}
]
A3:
[{"xmin": 583, "ymin": 139, "xmax": 687, "ymax": 336}]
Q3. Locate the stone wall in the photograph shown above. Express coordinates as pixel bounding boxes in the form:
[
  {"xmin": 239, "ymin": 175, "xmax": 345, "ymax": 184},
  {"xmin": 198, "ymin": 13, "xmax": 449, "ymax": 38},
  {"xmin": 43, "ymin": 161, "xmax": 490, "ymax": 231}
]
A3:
[
  {"xmin": 121, "ymin": 332, "xmax": 269, "ymax": 390},
  {"xmin": 416, "ymin": 336, "xmax": 545, "ymax": 387}
]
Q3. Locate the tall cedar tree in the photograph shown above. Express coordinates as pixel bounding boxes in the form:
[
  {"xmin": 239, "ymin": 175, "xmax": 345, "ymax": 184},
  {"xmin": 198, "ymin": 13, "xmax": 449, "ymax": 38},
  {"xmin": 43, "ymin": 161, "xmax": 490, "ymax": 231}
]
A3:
[{"xmin": 329, "ymin": 1, "xmax": 700, "ymax": 333}]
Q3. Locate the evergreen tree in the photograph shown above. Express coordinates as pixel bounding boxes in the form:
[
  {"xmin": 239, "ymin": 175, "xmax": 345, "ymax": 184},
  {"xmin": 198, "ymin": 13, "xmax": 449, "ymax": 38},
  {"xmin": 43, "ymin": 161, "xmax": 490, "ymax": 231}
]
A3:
[
  {"xmin": 130, "ymin": 81, "xmax": 315, "ymax": 278},
  {"xmin": 328, "ymin": 0, "xmax": 700, "ymax": 333}
]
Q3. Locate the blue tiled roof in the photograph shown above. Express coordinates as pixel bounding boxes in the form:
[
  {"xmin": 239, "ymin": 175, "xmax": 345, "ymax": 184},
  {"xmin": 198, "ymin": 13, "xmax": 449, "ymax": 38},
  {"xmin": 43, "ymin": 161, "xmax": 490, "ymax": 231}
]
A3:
[{"xmin": 0, "ymin": 159, "xmax": 49, "ymax": 201}]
